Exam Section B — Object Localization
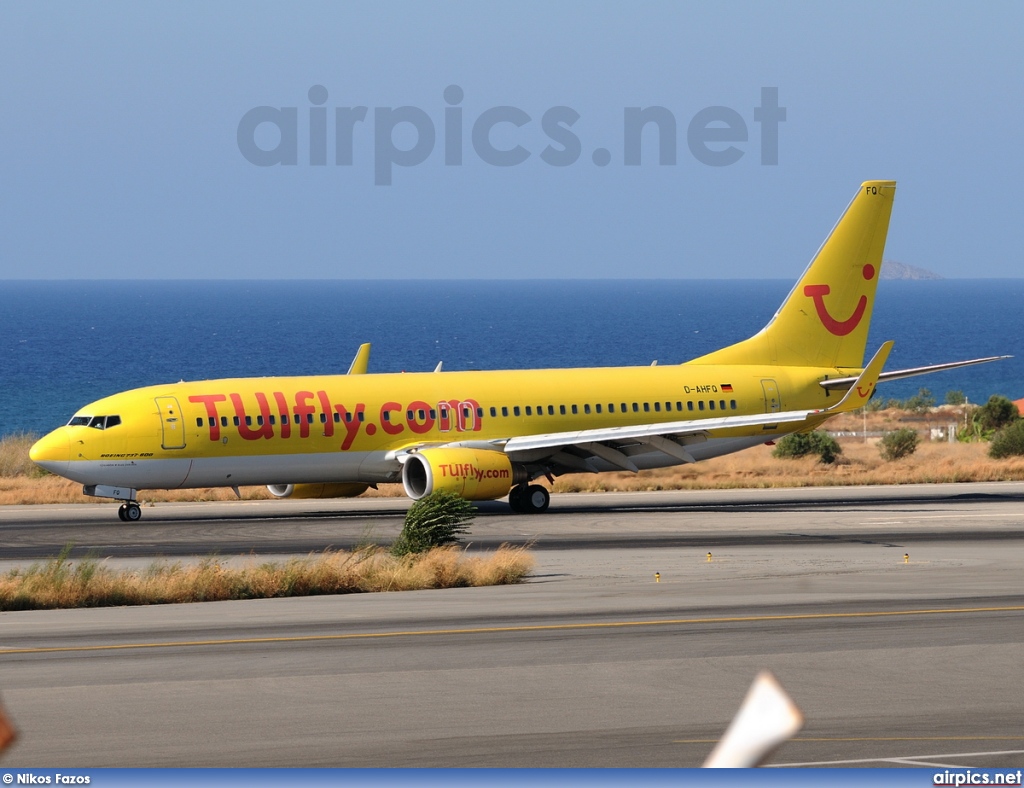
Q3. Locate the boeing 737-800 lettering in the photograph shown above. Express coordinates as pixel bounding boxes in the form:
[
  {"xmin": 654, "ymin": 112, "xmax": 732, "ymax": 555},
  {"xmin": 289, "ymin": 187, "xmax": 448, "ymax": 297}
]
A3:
[{"xmin": 30, "ymin": 182, "xmax": 1008, "ymax": 520}]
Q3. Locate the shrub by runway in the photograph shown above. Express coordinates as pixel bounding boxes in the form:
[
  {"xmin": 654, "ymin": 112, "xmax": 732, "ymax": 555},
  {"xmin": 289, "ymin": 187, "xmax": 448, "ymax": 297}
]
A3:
[{"xmin": 0, "ymin": 544, "xmax": 534, "ymax": 612}]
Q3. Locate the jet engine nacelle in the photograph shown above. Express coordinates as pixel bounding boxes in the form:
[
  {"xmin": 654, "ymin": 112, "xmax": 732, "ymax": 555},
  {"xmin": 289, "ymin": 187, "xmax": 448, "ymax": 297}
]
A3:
[
  {"xmin": 402, "ymin": 448, "xmax": 524, "ymax": 501},
  {"xmin": 266, "ymin": 483, "xmax": 370, "ymax": 499}
]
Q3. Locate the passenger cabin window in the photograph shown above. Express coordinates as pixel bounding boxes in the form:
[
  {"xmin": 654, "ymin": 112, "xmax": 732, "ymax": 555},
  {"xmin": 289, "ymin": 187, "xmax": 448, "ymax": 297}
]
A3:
[
  {"xmin": 584, "ymin": 404, "xmax": 590, "ymax": 414},
  {"xmin": 559, "ymin": 405, "xmax": 566, "ymax": 415},
  {"xmin": 502, "ymin": 406, "xmax": 509, "ymax": 417},
  {"xmin": 698, "ymin": 401, "xmax": 705, "ymax": 411},
  {"xmin": 571, "ymin": 404, "xmax": 578, "ymax": 415},
  {"xmin": 490, "ymin": 407, "xmax": 497, "ymax": 417},
  {"xmin": 525, "ymin": 406, "xmax": 532, "ymax": 416},
  {"xmin": 654, "ymin": 402, "xmax": 661, "ymax": 412},
  {"xmin": 709, "ymin": 401, "xmax": 715, "ymax": 411},
  {"xmin": 548, "ymin": 405, "xmax": 554, "ymax": 415},
  {"xmin": 513, "ymin": 406, "xmax": 521, "ymax": 416}
]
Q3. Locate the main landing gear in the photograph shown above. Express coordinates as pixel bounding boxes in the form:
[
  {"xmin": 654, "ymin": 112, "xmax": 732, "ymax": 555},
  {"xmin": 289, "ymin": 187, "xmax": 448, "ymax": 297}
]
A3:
[
  {"xmin": 117, "ymin": 502, "xmax": 142, "ymax": 522},
  {"xmin": 508, "ymin": 484, "xmax": 550, "ymax": 514}
]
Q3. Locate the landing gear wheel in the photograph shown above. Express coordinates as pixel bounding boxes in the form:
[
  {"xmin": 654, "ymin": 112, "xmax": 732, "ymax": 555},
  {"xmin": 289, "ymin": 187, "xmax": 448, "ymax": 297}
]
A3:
[
  {"xmin": 123, "ymin": 502, "xmax": 142, "ymax": 522},
  {"xmin": 524, "ymin": 484, "xmax": 550, "ymax": 513},
  {"xmin": 508, "ymin": 485, "xmax": 527, "ymax": 513},
  {"xmin": 117, "ymin": 504, "xmax": 128, "ymax": 521},
  {"xmin": 508, "ymin": 484, "xmax": 550, "ymax": 514}
]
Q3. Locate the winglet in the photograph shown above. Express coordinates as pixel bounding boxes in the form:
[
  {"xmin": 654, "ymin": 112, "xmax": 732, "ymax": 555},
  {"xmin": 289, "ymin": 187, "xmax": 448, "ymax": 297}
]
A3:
[
  {"xmin": 826, "ymin": 340, "xmax": 893, "ymax": 413},
  {"xmin": 347, "ymin": 343, "xmax": 371, "ymax": 375}
]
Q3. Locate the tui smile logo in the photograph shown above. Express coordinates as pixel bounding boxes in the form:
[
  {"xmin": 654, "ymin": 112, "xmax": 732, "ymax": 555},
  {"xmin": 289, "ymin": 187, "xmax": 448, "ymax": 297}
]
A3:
[{"xmin": 803, "ymin": 264, "xmax": 875, "ymax": 336}]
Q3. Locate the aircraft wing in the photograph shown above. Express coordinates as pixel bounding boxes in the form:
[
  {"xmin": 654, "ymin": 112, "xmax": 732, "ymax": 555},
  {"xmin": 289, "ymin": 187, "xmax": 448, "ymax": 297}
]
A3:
[{"xmin": 498, "ymin": 409, "xmax": 820, "ymax": 471}]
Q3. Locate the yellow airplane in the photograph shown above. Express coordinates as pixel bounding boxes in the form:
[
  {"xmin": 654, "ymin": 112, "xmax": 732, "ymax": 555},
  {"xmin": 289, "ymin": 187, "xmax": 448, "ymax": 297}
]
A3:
[{"xmin": 30, "ymin": 181, "xmax": 1007, "ymax": 521}]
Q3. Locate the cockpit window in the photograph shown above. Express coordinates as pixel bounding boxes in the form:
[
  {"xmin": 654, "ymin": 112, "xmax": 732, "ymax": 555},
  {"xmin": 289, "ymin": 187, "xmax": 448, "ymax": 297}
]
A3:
[{"xmin": 67, "ymin": 415, "xmax": 121, "ymax": 429}]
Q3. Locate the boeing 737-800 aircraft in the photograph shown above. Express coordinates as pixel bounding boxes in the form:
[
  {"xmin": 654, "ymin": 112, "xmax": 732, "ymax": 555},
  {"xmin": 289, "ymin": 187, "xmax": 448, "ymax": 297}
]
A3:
[{"xmin": 30, "ymin": 182, "xmax": 1006, "ymax": 520}]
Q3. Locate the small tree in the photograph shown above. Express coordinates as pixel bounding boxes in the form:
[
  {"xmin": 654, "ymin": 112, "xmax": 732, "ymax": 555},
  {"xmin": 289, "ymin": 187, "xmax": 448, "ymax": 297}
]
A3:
[
  {"xmin": 989, "ymin": 420, "xmax": 1024, "ymax": 459},
  {"xmin": 974, "ymin": 395, "xmax": 1020, "ymax": 434},
  {"xmin": 901, "ymin": 388, "xmax": 935, "ymax": 413},
  {"xmin": 392, "ymin": 490, "xmax": 476, "ymax": 556},
  {"xmin": 772, "ymin": 430, "xmax": 842, "ymax": 464},
  {"xmin": 879, "ymin": 428, "xmax": 919, "ymax": 461},
  {"xmin": 944, "ymin": 390, "xmax": 967, "ymax": 406}
]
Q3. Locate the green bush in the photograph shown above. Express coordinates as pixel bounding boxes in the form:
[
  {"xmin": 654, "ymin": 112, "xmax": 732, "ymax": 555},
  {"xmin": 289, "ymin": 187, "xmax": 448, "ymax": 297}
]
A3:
[
  {"xmin": 392, "ymin": 490, "xmax": 476, "ymax": 556},
  {"xmin": 879, "ymin": 428, "xmax": 920, "ymax": 461},
  {"xmin": 772, "ymin": 431, "xmax": 842, "ymax": 464},
  {"xmin": 989, "ymin": 420, "xmax": 1024, "ymax": 459},
  {"xmin": 974, "ymin": 395, "xmax": 1020, "ymax": 433},
  {"xmin": 944, "ymin": 390, "xmax": 967, "ymax": 406},
  {"xmin": 901, "ymin": 388, "xmax": 935, "ymax": 413}
]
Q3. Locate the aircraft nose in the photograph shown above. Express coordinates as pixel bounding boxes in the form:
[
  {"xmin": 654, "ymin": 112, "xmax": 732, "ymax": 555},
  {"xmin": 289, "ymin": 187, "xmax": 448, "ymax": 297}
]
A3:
[{"xmin": 29, "ymin": 430, "xmax": 71, "ymax": 477}]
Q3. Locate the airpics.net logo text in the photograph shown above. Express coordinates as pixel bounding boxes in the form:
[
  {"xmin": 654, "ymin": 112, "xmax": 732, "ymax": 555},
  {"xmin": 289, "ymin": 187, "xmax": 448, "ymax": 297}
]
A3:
[{"xmin": 237, "ymin": 85, "xmax": 786, "ymax": 185}]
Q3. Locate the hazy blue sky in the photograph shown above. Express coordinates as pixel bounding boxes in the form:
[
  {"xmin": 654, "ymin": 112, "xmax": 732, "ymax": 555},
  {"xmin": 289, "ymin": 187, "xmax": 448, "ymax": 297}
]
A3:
[{"xmin": 2, "ymin": 2, "xmax": 1021, "ymax": 279}]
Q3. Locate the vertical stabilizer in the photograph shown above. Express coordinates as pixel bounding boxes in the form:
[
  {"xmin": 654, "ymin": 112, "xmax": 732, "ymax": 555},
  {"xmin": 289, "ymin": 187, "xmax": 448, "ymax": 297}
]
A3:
[{"xmin": 692, "ymin": 181, "xmax": 896, "ymax": 369}]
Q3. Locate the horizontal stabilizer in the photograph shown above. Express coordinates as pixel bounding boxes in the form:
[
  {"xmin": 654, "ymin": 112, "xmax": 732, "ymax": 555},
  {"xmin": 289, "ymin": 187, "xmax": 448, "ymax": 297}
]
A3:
[
  {"xmin": 824, "ymin": 341, "xmax": 892, "ymax": 413},
  {"xmin": 820, "ymin": 355, "xmax": 1012, "ymax": 391}
]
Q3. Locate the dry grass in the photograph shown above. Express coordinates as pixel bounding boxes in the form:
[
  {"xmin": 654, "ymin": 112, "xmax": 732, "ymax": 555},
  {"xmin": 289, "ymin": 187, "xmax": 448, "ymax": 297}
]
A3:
[
  {"xmin": 0, "ymin": 545, "xmax": 535, "ymax": 611},
  {"xmin": 0, "ymin": 433, "xmax": 44, "ymax": 479},
  {"xmin": 552, "ymin": 440, "xmax": 1024, "ymax": 492},
  {"xmin": 5, "ymin": 407, "xmax": 1024, "ymax": 506}
]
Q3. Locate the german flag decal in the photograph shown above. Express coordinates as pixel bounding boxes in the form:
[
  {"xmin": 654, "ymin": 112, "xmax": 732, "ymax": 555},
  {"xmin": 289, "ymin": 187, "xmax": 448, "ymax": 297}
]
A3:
[{"xmin": 721, "ymin": 384, "xmax": 734, "ymax": 392}]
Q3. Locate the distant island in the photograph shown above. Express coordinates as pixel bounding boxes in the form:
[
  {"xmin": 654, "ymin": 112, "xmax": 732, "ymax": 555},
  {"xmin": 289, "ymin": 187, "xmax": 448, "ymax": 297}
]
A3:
[{"xmin": 880, "ymin": 260, "xmax": 943, "ymax": 280}]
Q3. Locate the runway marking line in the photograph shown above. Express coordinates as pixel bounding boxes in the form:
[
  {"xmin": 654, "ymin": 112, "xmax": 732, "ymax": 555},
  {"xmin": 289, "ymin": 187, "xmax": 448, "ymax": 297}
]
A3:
[
  {"xmin": 2, "ymin": 604, "xmax": 1023, "ymax": 656},
  {"xmin": 772, "ymin": 749, "xmax": 1024, "ymax": 767},
  {"xmin": 673, "ymin": 736, "xmax": 1024, "ymax": 744}
]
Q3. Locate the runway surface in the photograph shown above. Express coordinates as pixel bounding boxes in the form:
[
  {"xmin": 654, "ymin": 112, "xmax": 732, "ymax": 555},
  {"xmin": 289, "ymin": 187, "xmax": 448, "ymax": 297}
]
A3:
[{"xmin": 2, "ymin": 483, "xmax": 1024, "ymax": 767}]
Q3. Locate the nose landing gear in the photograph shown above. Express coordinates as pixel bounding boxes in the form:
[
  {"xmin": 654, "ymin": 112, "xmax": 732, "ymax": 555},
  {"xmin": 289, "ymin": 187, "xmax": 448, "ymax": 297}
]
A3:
[{"xmin": 83, "ymin": 485, "xmax": 142, "ymax": 522}]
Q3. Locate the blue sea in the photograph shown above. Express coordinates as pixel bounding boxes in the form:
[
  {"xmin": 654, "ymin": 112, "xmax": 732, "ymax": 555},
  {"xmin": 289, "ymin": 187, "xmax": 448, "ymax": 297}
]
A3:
[{"xmin": 2, "ymin": 280, "xmax": 1022, "ymax": 438}]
